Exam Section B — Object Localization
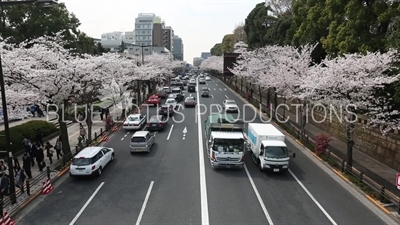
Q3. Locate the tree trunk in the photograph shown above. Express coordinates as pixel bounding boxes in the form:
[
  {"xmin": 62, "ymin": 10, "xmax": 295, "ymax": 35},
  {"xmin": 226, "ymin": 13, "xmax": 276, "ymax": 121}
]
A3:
[
  {"xmin": 300, "ymin": 101, "xmax": 307, "ymax": 141},
  {"xmin": 274, "ymin": 90, "xmax": 278, "ymax": 120},
  {"xmin": 346, "ymin": 114, "xmax": 356, "ymax": 172},
  {"xmin": 57, "ymin": 104, "xmax": 71, "ymax": 158},
  {"xmin": 136, "ymin": 80, "xmax": 141, "ymax": 105},
  {"xmin": 86, "ymin": 103, "xmax": 93, "ymax": 143},
  {"xmin": 240, "ymin": 77, "xmax": 243, "ymax": 94},
  {"xmin": 258, "ymin": 85, "xmax": 262, "ymax": 108},
  {"xmin": 266, "ymin": 89, "xmax": 271, "ymax": 116}
]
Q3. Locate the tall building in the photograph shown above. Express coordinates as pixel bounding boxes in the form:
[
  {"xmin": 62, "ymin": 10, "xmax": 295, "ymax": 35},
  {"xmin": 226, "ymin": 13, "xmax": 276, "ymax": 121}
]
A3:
[
  {"xmin": 201, "ymin": 52, "xmax": 211, "ymax": 60},
  {"xmin": 152, "ymin": 17, "xmax": 165, "ymax": 47},
  {"xmin": 193, "ymin": 57, "xmax": 203, "ymax": 66},
  {"xmin": 173, "ymin": 35, "xmax": 183, "ymax": 60},
  {"xmin": 135, "ymin": 13, "xmax": 156, "ymax": 46},
  {"xmin": 163, "ymin": 26, "xmax": 174, "ymax": 52}
]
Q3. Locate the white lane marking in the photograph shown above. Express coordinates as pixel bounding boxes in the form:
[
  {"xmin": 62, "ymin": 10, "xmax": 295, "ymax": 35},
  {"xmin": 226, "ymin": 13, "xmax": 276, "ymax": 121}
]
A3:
[
  {"xmin": 121, "ymin": 138, "xmax": 124, "ymax": 140},
  {"xmin": 214, "ymin": 88, "xmax": 216, "ymax": 90},
  {"xmin": 127, "ymin": 132, "xmax": 130, "ymax": 134},
  {"xmin": 211, "ymin": 94, "xmax": 214, "ymax": 99},
  {"xmin": 166, "ymin": 124, "xmax": 174, "ymax": 141},
  {"xmin": 196, "ymin": 77, "xmax": 210, "ymax": 224},
  {"xmin": 70, "ymin": 182, "xmax": 105, "ymax": 225},
  {"xmin": 219, "ymin": 88, "xmax": 222, "ymax": 91},
  {"xmin": 215, "ymin": 83, "xmax": 218, "ymax": 86},
  {"xmin": 244, "ymin": 165, "xmax": 274, "ymax": 225},
  {"xmin": 289, "ymin": 170, "xmax": 337, "ymax": 225},
  {"xmin": 135, "ymin": 181, "xmax": 154, "ymax": 225},
  {"xmin": 224, "ymin": 88, "xmax": 226, "ymax": 91},
  {"xmin": 141, "ymin": 125, "xmax": 147, "ymax": 131},
  {"xmin": 225, "ymin": 95, "xmax": 229, "ymax": 99}
]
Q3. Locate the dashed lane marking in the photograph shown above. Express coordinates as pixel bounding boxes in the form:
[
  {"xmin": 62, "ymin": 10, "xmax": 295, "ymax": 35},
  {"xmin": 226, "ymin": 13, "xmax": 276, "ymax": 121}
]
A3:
[
  {"xmin": 225, "ymin": 95, "xmax": 229, "ymax": 99},
  {"xmin": 219, "ymin": 88, "xmax": 222, "ymax": 91},
  {"xmin": 211, "ymin": 94, "xmax": 214, "ymax": 98},
  {"xmin": 215, "ymin": 83, "xmax": 218, "ymax": 86},
  {"xmin": 214, "ymin": 88, "xmax": 216, "ymax": 90}
]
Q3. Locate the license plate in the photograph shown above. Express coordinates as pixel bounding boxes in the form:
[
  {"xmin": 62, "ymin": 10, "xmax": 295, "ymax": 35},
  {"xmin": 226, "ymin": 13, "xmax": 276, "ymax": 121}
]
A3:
[
  {"xmin": 226, "ymin": 165, "xmax": 231, "ymax": 168},
  {"xmin": 136, "ymin": 148, "xmax": 141, "ymax": 151},
  {"xmin": 152, "ymin": 124, "xmax": 157, "ymax": 126},
  {"xmin": 273, "ymin": 168, "xmax": 280, "ymax": 172}
]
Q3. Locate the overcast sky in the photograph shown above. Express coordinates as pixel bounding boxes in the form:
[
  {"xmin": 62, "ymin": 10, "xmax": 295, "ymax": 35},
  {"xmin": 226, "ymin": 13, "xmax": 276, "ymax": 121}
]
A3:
[{"xmin": 62, "ymin": 0, "xmax": 260, "ymax": 63}]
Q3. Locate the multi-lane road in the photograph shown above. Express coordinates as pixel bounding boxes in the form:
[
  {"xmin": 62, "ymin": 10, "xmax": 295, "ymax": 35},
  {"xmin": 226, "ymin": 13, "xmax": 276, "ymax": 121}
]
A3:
[{"xmin": 16, "ymin": 77, "xmax": 396, "ymax": 225}]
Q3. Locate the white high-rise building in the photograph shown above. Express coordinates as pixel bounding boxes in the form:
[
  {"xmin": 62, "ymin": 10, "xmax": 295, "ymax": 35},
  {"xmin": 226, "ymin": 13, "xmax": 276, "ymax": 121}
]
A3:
[{"xmin": 135, "ymin": 13, "xmax": 156, "ymax": 46}]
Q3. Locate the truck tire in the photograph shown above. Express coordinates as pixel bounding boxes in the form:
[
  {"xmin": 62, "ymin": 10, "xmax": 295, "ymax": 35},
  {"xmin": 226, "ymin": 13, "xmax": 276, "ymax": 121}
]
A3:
[{"xmin": 258, "ymin": 160, "xmax": 264, "ymax": 171}]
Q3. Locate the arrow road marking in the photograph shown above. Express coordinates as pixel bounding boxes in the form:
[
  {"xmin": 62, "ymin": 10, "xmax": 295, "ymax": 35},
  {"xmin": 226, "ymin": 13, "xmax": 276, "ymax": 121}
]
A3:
[{"xmin": 183, "ymin": 127, "xmax": 187, "ymax": 140}]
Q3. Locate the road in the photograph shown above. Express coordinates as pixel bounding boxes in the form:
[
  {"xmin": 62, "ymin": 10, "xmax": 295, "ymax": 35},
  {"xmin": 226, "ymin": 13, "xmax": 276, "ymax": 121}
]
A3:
[{"xmin": 16, "ymin": 77, "xmax": 393, "ymax": 225}]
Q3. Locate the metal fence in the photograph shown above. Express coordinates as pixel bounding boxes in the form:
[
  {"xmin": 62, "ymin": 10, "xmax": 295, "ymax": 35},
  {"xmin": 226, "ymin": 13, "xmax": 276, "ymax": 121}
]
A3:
[{"xmin": 219, "ymin": 76, "xmax": 400, "ymax": 214}]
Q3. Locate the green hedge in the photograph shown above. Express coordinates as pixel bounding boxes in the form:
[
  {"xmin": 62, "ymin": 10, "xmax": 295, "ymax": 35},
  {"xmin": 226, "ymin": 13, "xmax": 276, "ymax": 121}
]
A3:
[{"xmin": 0, "ymin": 120, "xmax": 58, "ymax": 155}]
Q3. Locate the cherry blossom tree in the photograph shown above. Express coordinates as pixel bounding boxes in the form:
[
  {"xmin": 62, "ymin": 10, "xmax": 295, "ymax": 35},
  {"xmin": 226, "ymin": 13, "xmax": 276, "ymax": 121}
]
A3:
[
  {"xmin": 233, "ymin": 41, "xmax": 248, "ymax": 53},
  {"xmin": 2, "ymin": 33, "xmax": 76, "ymax": 156},
  {"xmin": 200, "ymin": 56, "xmax": 223, "ymax": 74},
  {"xmin": 297, "ymin": 50, "xmax": 400, "ymax": 169}
]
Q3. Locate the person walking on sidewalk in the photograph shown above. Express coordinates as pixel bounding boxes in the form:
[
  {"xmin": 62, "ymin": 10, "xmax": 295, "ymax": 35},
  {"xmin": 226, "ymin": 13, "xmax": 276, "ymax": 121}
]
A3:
[
  {"xmin": 36, "ymin": 144, "xmax": 45, "ymax": 172},
  {"xmin": 15, "ymin": 167, "xmax": 26, "ymax": 193},
  {"xmin": 45, "ymin": 141, "xmax": 54, "ymax": 165},
  {"xmin": 22, "ymin": 136, "xmax": 31, "ymax": 152},
  {"xmin": 54, "ymin": 137, "xmax": 63, "ymax": 160},
  {"xmin": 36, "ymin": 129, "xmax": 44, "ymax": 147},
  {"xmin": 22, "ymin": 154, "xmax": 32, "ymax": 179},
  {"xmin": 29, "ymin": 142, "xmax": 37, "ymax": 167},
  {"xmin": 80, "ymin": 124, "xmax": 87, "ymax": 142},
  {"xmin": 0, "ymin": 172, "xmax": 9, "ymax": 201}
]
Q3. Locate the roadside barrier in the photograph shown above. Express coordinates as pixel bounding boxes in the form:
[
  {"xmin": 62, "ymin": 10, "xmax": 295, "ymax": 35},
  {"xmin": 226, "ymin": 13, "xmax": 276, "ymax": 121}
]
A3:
[
  {"xmin": 112, "ymin": 124, "xmax": 118, "ymax": 132},
  {"xmin": 101, "ymin": 133, "xmax": 109, "ymax": 142},
  {"xmin": 0, "ymin": 211, "xmax": 15, "ymax": 225},
  {"xmin": 42, "ymin": 178, "xmax": 54, "ymax": 195}
]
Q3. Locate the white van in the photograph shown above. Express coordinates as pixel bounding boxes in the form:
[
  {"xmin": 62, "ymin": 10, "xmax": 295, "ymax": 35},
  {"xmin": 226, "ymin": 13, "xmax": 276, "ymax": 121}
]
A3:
[{"xmin": 69, "ymin": 146, "xmax": 115, "ymax": 177}]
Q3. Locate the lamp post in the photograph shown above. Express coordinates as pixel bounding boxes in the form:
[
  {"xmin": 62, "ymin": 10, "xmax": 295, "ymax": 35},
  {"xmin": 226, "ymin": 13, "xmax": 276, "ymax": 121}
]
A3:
[
  {"xmin": 131, "ymin": 43, "xmax": 157, "ymax": 103},
  {"xmin": 0, "ymin": 0, "xmax": 58, "ymax": 208}
]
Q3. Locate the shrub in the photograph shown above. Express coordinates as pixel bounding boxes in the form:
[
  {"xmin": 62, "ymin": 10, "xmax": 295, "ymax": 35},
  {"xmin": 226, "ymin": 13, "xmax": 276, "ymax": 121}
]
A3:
[
  {"xmin": 0, "ymin": 120, "xmax": 58, "ymax": 155},
  {"xmin": 314, "ymin": 133, "xmax": 332, "ymax": 156}
]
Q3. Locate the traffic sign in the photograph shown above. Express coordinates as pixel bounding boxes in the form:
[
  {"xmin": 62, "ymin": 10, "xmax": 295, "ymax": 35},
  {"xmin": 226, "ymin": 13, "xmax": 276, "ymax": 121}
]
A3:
[{"xmin": 396, "ymin": 173, "xmax": 400, "ymax": 189}]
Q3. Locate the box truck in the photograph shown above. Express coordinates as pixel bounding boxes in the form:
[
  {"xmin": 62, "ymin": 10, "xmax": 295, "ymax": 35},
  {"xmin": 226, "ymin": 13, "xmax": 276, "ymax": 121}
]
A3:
[{"xmin": 247, "ymin": 123, "xmax": 295, "ymax": 172}]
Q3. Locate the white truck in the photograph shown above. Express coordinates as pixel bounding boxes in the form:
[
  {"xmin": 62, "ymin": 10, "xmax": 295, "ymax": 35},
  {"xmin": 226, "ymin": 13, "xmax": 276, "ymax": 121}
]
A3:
[
  {"xmin": 247, "ymin": 123, "xmax": 295, "ymax": 172},
  {"xmin": 205, "ymin": 114, "xmax": 246, "ymax": 169}
]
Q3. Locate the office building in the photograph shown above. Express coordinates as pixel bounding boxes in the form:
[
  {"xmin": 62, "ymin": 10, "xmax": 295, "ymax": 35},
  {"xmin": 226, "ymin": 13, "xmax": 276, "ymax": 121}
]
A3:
[
  {"xmin": 163, "ymin": 26, "xmax": 174, "ymax": 52},
  {"xmin": 100, "ymin": 31, "xmax": 135, "ymax": 52},
  {"xmin": 193, "ymin": 57, "xmax": 203, "ymax": 66},
  {"xmin": 152, "ymin": 17, "xmax": 165, "ymax": 47},
  {"xmin": 173, "ymin": 35, "xmax": 183, "ymax": 60},
  {"xmin": 201, "ymin": 52, "xmax": 211, "ymax": 60},
  {"xmin": 135, "ymin": 13, "xmax": 156, "ymax": 46}
]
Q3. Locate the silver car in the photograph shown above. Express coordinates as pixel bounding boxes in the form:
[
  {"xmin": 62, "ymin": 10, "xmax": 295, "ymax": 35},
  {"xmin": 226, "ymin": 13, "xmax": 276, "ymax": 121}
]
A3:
[{"xmin": 130, "ymin": 131, "xmax": 155, "ymax": 153}]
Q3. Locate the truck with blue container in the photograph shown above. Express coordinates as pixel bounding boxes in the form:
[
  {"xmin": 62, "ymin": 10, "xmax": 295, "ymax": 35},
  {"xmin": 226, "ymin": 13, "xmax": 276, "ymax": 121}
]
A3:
[{"xmin": 247, "ymin": 123, "xmax": 295, "ymax": 172}]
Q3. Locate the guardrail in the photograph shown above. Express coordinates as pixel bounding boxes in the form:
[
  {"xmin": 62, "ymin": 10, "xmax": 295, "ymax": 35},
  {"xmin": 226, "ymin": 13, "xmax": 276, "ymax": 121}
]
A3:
[{"xmin": 219, "ymin": 76, "xmax": 400, "ymax": 214}]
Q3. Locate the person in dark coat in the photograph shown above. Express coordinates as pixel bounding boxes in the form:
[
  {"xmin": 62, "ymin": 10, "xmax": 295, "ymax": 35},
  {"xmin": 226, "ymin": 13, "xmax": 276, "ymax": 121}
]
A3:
[
  {"xmin": 44, "ymin": 141, "xmax": 53, "ymax": 164},
  {"xmin": 29, "ymin": 142, "xmax": 37, "ymax": 167},
  {"xmin": 22, "ymin": 154, "xmax": 32, "ymax": 179},
  {"xmin": 0, "ymin": 172, "xmax": 9, "ymax": 201},
  {"xmin": 35, "ymin": 144, "xmax": 45, "ymax": 172},
  {"xmin": 36, "ymin": 129, "xmax": 44, "ymax": 147}
]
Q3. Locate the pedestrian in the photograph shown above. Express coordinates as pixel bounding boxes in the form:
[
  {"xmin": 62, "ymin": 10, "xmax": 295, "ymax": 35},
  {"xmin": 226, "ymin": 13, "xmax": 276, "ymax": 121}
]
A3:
[
  {"xmin": 99, "ymin": 108, "xmax": 104, "ymax": 121},
  {"xmin": 15, "ymin": 167, "xmax": 26, "ymax": 193},
  {"xmin": 44, "ymin": 141, "xmax": 54, "ymax": 164},
  {"xmin": 22, "ymin": 154, "xmax": 32, "ymax": 179},
  {"xmin": 35, "ymin": 144, "xmax": 45, "ymax": 172},
  {"xmin": 36, "ymin": 129, "xmax": 44, "ymax": 147},
  {"xmin": 13, "ymin": 156, "xmax": 20, "ymax": 172},
  {"xmin": 29, "ymin": 142, "xmax": 37, "ymax": 167},
  {"xmin": 80, "ymin": 124, "xmax": 86, "ymax": 141},
  {"xmin": 54, "ymin": 137, "xmax": 63, "ymax": 160},
  {"xmin": 105, "ymin": 108, "xmax": 110, "ymax": 118},
  {"xmin": 0, "ymin": 172, "xmax": 9, "ymax": 201},
  {"xmin": 22, "ymin": 136, "xmax": 31, "ymax": 153}
]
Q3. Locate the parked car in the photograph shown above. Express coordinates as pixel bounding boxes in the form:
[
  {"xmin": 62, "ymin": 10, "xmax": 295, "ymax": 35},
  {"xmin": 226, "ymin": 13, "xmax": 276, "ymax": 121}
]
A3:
[
  {"xmin": 223, "ymin": 99, "xmax": 239, "ymax": 113},
  {"xmin": 201, "ymin": 87, "xmax": 210, "ymax": 97},
  {"xmin": 184, "ymin": 97, "xmax": 197, "ymax": 107},
  {"xmin": 69, "ymin": 147, "xmax": 114, "ymax": 177},
  {"xmin": 146, "ymin": 115, "xmax": 168, "ymax": 131},
  {"xmin": 122, "ymin": 114, "xmax": 147, "ymax": 130},
  {"xmin": 130, "ymin": 131, "xmax": 155, "ymax": 153},
  {"xmin": 168, "ymin": 93, "xmax": 184, "ymax": 102},
  {"xmin": 159, "ymin": 104, "xmax": 174, "ymax": 116},
  {"xmin": 146, "ymin": 95, "xmax": 161, "ymax": 106}
]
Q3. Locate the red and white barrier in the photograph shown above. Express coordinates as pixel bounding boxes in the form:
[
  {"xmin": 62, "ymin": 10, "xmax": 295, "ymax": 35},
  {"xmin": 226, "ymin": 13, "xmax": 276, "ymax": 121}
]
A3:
[
  {"xmin": 112, "ymin": 124, "xmax": 118, "ymax": 132},
  {"xmin": 42, "ymin": 178, "xmax": 54, "ymax": 194},
  {"xmin": 101, "ymin": 133, "xmax": 109, "ymax": 142},
  {"xmin": 0, "ymin": 211, "xmax": 15, "ymax": 225}
]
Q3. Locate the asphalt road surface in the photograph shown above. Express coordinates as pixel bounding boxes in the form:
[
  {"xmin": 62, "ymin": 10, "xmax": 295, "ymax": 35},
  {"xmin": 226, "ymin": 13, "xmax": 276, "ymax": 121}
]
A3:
[{"xmin": 16, "ymin": 77, "xmax": 394, "ymax": 225}]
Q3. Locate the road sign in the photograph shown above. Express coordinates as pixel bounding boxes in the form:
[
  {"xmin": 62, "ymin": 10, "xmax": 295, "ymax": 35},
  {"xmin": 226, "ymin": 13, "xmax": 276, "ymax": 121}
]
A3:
[{"xmin": 397, "ymin": 173, "xmax": 400, "ymax": 189}]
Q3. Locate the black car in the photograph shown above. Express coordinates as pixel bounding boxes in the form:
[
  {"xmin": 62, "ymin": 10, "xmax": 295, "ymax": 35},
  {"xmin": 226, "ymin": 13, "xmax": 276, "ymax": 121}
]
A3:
[
  {"xmin": 167, "ymin": 93, "xmax": 184, "ymax": 102},
  {"xmin": 188, "ymin": 85, "xmax": 196, "ymax": 92},
  {"xmin": 201, "ymin": 87, "xmax": 210, "ymax": 97},
  {"xmin": 147, "ymin": 115, "xmax": 168, "ymax": 131},
  {"xmin": 158, "ymin": 104, "xmax": 174, "ymax": 116}
]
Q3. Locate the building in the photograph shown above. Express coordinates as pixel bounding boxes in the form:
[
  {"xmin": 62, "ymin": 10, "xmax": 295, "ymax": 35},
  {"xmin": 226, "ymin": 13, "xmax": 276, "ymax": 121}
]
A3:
[
  {"xmin": 135, "ymin": 13, "xmax": 156, "ymax": 46},
  {"xmin": 173, "ymin": 35, "xmax": 183, "ymax": 60},
  {"xmin": 193, "ymin": 57, "xmax": 203, "ymax": 66},
  {"xmin": 152, "ymin": 17, "xmax": 165, "ymax": 47},
  {"xmin": 201, "ymin": 52, "xmax": 211, "ymax": 60},
  {"xmin": 163, "ymin": 26, "xmax": 174, "ymax": 52},
  {"xmin": 126, "ymin": 45, "xmax": 171, "ymax": 56},
  {"xmin": 100, "ymin": 31, "xmax": 135, "ymax": 52}
]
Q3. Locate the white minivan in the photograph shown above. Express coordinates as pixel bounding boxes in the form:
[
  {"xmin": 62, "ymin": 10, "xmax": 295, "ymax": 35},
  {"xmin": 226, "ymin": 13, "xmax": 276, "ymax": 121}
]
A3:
[{"xmin": 69, "ymin": 147, "xmax": 115, "ymax": 177}]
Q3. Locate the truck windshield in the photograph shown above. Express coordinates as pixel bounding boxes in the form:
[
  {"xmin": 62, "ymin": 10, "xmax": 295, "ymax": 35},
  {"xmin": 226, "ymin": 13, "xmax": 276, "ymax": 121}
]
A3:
[
  {"xmin": 213, "ymin": 139, "xmax": 244, "ymax": 152},
  {"xmin": 264, "ymin": 146, "xmax": 288, "ymax": 158}
]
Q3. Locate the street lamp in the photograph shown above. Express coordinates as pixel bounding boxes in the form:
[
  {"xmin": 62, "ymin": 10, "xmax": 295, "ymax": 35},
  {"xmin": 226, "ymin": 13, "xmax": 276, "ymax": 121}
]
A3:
[{"xmin": 0, "ymin": 0, "xmax": 58, "ymax": 207}]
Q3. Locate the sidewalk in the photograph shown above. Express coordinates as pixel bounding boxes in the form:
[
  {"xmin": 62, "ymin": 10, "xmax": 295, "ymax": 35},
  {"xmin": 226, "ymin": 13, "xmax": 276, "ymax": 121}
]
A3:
[
  {"xmin": 223, "ymin": 80, "xmax": 400, "ymax": 196},
  {"xmin": 1, "ymin": 102, "xmax": 125, "ymax": 214}
]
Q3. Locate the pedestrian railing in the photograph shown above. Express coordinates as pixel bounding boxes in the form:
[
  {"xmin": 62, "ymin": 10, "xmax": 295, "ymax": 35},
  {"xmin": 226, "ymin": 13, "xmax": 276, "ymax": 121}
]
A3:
[{"xmin": 219, "ymin": 76, "xmax": 400, "ymax": 215}]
